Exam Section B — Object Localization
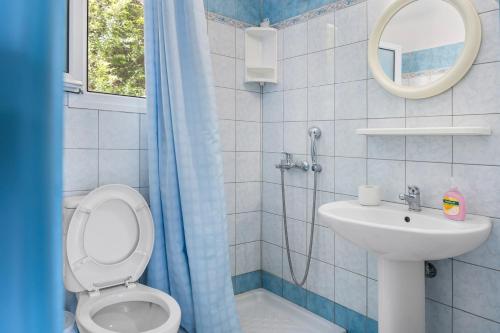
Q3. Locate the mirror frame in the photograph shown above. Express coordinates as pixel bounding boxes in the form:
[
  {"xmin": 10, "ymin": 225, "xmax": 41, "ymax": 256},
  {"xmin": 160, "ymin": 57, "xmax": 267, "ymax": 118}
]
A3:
[{"xmin": 368, "ymin": 0, "xmax": 482, "ymax": 99}]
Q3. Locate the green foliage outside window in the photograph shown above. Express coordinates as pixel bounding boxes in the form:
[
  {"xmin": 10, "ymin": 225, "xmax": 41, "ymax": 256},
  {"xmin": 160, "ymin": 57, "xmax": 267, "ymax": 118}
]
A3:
[{"xmin": 88, "ymin": 0, "xmax": 145, "ymax": 97}]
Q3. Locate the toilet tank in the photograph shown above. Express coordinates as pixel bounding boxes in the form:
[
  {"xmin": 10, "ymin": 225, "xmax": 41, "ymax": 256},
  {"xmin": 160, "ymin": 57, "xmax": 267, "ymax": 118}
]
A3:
[{"xmin": 63, "ymin": 195, "xmax": 87, "ymax": 293}]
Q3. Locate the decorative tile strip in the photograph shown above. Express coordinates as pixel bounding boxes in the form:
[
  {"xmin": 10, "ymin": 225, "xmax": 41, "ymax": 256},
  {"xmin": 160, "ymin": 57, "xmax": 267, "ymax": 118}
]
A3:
[
  {"xmin": 273, "ymin": 0, "xmax": 367, "ymax": 29},
  {"xmin": 206, "ymin": 11, "xmax": 252, "ymax": 29}
]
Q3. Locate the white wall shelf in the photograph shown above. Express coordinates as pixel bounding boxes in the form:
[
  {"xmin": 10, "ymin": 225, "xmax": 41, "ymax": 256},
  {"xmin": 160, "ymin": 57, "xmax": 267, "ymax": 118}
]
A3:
[
  {"xmin": 245, "ymin": 27, "xmax": 277, "ymax": 84},
  {"xmin": 356, "ymin": 127, "xmax": 492, "ymax": 136}
]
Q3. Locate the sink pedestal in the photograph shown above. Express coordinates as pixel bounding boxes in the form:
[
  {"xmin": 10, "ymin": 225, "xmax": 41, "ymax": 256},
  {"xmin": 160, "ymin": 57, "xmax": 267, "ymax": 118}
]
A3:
[{"xmin": 378, "ymin": 258, "xmax": 425, "ymax": 333}]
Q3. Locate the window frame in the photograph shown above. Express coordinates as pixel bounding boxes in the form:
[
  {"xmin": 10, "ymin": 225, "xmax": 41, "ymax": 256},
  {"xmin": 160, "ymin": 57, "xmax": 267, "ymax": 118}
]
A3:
[
  {"xmin": 65, "ymin": 0, "xmax": 146, "ymax": 113},
  {"xmin": 64, "ymin": 0, "xmax": 83, "ymax": 93}
]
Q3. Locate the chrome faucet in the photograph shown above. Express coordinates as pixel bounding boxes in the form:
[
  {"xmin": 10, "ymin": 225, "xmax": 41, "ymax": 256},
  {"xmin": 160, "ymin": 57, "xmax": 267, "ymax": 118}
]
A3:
[
  {"xmin": 275, "ymin": 152, "xmax": 309, "ymax": 171},
  {"xmin": 399, "ymin": 185, "xmax": 422, "ymax": 211}
]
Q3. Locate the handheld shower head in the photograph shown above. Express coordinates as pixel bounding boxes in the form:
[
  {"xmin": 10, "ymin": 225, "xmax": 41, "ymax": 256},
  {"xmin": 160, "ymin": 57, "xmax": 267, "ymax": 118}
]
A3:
[
  {"xmin": 309, "ymin": 127, "xmax": 321, "ymax": 139},
  {"xmin": 308, "ymin": 127, "xmax": 322, "ymax": 172}
]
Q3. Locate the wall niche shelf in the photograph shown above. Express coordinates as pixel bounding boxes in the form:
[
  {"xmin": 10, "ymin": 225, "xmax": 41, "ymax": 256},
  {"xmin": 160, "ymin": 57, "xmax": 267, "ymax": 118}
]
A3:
[
  {"xmin": 245, "ymin": 27, "xmax": 277, "ymax": 84},
  {"xmin": 356, "ymin": 127, "xmax": 492, "ymax": 136}
]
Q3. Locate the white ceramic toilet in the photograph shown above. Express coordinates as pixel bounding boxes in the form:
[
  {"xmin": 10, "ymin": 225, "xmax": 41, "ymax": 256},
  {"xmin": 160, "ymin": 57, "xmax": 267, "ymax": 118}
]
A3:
[{"xmin": 63, "ymin": 184, "xmax": 181, "ymax": 333}]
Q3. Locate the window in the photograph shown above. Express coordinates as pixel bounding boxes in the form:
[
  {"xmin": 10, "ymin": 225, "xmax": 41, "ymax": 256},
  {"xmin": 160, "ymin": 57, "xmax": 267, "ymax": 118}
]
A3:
[
  {"xmin": 87, "ymin": 0, "xmax": 145, "ymax": 97},
  {"xmin": 65, "ymin": 0, "xmax": 146, "ymax": 112}
]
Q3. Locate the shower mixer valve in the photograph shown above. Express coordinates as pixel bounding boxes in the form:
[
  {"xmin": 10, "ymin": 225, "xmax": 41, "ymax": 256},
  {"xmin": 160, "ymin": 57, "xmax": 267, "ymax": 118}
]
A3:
[{"xmin": 275, "ymin": 152, "xmax": 309, "ymax": 171}]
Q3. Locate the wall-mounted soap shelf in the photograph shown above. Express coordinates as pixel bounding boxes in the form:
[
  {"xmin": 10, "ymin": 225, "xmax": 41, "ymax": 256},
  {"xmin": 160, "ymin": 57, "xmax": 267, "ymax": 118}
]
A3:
[
  {"xmin": 245, "ymin": 27, "xmax": 277, "ymax": 84},
  {"xmin": 356, "ymin": 127, "xmax": 492, "ymax": 136}
]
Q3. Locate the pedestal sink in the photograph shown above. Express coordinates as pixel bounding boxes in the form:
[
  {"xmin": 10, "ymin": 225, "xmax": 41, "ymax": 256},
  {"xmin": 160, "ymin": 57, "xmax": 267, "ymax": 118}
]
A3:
[{"xmin": 318, "ymin": 201, "xmax": 491, "ymax": 333}]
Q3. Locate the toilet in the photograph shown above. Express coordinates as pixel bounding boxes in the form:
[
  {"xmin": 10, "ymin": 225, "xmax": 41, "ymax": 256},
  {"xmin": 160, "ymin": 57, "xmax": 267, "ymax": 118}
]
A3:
[{"xmin": 63, "ymin": 184, "xmax": 181, "ymax": 333}]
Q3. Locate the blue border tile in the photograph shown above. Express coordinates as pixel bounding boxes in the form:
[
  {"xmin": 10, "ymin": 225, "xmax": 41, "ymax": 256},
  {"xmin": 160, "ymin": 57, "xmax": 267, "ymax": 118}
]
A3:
[
  {"xmin": 335, "ymin": 303, "xmax": 367, "ymax": 333},
  {"xmin": 308, "ymin": 0, "xmax": 337, "ymax": 11},
  {"xmin": 233, "ymin": 271, "xmax": 262, "ymax": 295},
  {"xmin": 283, "ymin": 0, "xmax": 309, "ymax": 20},
  {"xmin": 233, "ymin": 270, "xmax": 377, "ymax": 332},
  {"xmin": 235, "ymin": 0, "xmax": 261, "ymax": 26},
  {"xmin": 207, "ymin": 0, "xmax": 236, "ymax": 19},
  {"xmin": 306, "ymin": 291, "xmax": 335, "ymax": 322},
  {"xmin": 367, "ymin": 317, "xmax": 378, "ymax": 333},
  {"xmin": 263, "ymin": 0, "xmax": 284, "ymax": 24},
  {"xmin": 207, "ymin": 0, "xmax": 262, "ymax": 25},
  {"xmin": 283, "ymin": 280, "xmax": 307, "ymax": 307},
  {"xmin": 207, "ymin": 0, "xmax": 361, "ymax": 26},
  {"xmin": 262, "ymin": 271, "xmax": 283, "ymax": 296}
]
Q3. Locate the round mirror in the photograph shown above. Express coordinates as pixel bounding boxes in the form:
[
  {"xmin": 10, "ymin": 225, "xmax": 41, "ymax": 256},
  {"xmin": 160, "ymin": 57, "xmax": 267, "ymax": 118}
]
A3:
[{"xmin": 368, "ymin": 0, "xmax": 482, "ymax": 99}]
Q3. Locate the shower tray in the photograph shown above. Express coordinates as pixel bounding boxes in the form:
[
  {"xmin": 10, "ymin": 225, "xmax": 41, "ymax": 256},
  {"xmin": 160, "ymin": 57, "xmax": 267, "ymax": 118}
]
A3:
[{"xmin": 235, "ymin": 289, "xmax": 345, "ymax": 333}]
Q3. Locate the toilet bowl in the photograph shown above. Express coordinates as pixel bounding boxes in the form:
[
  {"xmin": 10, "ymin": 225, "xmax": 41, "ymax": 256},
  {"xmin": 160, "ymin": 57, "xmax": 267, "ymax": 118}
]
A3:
[
  {"xmin": 76, "ymin": 284, "xmax": 180, "ymax": 333},
  {"xmin": 63, "ymin": 184, "xmax": 181, "ymax": 333}
]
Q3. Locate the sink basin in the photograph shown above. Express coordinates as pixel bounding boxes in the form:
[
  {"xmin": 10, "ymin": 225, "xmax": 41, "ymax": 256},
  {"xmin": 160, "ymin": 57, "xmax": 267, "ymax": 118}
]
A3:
[
  {"xmin": 318, "ymin": 200, "xmax": 491, "ymax": 333},
  {"xmin": 318, "ymin": 200, "xmax": 491, "ymax": 261}
]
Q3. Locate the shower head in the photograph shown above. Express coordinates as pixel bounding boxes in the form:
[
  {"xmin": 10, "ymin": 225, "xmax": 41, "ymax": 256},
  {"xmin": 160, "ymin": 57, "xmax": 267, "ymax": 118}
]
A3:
[
  {"xmin": 308, "ymin": 127, "xmax": 322, "ymax": 171},
  {"xmin": 308, "ymin": 127, "xmax": 321, "ymax": 139}
]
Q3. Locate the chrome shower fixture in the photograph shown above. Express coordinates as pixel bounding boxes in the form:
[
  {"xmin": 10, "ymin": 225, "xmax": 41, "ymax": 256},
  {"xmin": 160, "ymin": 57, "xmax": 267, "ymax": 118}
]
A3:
[
  {"xmin": 278, "ymin": 127, "xmax": 322, "ymax": 286},
  {"xmin": 309, "ymin": 126, "xmax": 322, "ymax": 139},
  {"xmin": 309, "ymin": 127, "xmax": 322, "ymax": 173},
  {"xmin": 275, "ymin": 152, "xmax": 309, "ymax": 171}
]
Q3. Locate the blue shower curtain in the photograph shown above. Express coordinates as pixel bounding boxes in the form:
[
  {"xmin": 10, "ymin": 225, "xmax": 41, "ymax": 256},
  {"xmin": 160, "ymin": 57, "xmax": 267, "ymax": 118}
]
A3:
[
  {"xmin": 0, "ymin": 0, "xmax": 64, "ymax": 332},
  {"xmin": 144, "ymin": 1, "xmax": 240, "ymax": 332}
]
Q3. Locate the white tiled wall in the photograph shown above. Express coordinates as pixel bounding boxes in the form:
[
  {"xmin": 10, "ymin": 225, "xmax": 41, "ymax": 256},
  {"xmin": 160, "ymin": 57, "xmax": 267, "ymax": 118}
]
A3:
[
  {"xmin": 63, "ymin": 103, "xmax": 148, "ymax": 200},
  {"xmin": 208, "ymin": 20, "xmax": 263, "ymax": 278},
  {"xmin": 261, "ymin": 0, "xmax": 500, "ymax": 331}
]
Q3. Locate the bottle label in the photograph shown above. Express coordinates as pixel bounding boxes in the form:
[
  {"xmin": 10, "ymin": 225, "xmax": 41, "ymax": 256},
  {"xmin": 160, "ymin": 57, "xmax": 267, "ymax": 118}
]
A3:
[{"xmin": 443, "ymin": 197, "xmax": 460, "ymax": 216}]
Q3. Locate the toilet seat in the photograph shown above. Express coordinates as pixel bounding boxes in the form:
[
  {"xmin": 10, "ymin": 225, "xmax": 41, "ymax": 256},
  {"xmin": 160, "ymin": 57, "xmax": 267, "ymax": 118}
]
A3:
[
  {"xmin": 64, "ymin": 185, "xmax": 181, "ymax": 333},
  {"xmin": 66, "ymin": 184, "xmax": 154, "ymax": 293},
  {"xmin": 76, "ymin": 283, "xmax": 181, "ymax": 333}
]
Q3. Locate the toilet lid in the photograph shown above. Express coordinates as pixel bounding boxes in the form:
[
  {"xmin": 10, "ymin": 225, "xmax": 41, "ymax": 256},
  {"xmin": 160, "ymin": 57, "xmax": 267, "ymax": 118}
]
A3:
[{"xmin": 66, "ymin": 184, "xmax": 154, "ymax": 292}]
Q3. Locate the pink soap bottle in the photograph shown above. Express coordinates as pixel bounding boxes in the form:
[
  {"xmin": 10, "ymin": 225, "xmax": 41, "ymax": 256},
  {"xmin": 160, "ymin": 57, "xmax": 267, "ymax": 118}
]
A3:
[{"xmin": 442, "ymin": 178, "xmax": 467, "ymax": 221}]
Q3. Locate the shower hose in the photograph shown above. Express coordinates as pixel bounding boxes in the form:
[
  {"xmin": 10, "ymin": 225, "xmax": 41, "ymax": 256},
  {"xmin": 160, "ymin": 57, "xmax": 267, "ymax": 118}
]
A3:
[{"xmin": 280, "ymin": 167, "xmax": 320, "ymax": 287}]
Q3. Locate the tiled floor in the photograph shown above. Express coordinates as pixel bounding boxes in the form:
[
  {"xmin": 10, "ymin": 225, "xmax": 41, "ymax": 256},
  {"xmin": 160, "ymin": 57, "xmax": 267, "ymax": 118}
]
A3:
[{"xmin": 236, "ymin": 289, "xmax": 345, "ymax": 333}]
